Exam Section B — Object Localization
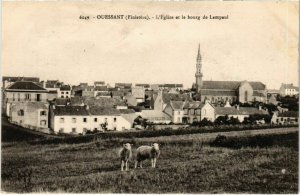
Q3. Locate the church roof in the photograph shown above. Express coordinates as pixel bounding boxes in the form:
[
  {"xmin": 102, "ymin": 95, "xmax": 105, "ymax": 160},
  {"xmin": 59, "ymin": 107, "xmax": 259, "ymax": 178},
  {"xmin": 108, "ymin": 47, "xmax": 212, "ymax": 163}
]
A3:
[{"xmin": 201, "ymin": 81, "xmax": 266, "ymax": 90}]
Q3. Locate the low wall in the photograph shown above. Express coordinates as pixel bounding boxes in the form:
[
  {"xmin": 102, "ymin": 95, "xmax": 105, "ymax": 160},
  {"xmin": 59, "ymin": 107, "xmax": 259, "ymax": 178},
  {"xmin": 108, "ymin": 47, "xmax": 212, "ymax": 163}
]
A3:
[{"xmin": 9, "ymin": 120, "xmax": 51, "ymax": 134}]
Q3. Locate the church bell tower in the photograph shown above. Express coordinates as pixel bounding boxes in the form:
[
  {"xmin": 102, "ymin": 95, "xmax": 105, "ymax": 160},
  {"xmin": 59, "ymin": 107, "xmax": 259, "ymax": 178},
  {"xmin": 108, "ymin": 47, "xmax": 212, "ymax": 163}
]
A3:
[{"xmin": 195, "ymin": 44, "xmax": 203, "ymax": 92}]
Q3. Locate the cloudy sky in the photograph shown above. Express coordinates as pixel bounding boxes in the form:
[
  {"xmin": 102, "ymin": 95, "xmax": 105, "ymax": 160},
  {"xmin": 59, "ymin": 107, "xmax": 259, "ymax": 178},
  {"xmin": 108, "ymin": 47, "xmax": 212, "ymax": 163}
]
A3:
[{"xmin": 2, "ymin": 1, "xmax": 299, "ymax": 89}]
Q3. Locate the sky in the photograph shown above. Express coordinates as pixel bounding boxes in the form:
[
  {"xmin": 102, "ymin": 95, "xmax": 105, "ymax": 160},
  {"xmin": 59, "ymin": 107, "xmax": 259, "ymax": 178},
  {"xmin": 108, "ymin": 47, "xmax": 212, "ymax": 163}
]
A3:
[{"xmin": 2, "ymin": 1, "xmax": 299, "ymax": 89}]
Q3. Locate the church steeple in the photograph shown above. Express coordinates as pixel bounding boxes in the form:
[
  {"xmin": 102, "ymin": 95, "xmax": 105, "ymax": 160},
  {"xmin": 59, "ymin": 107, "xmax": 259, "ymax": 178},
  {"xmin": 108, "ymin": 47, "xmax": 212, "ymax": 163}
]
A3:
[{"xmin": 195, "ymin": 44, "xmax": 203, "ymax": 92}]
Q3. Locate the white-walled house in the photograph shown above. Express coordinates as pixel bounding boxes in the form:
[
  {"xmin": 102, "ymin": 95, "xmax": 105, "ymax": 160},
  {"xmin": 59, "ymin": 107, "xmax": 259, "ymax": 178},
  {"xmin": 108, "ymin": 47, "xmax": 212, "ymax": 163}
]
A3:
[
  {"xmin": 59, "ymin": 85, "xmax": 71, "ymax": 98},
  {"xmin": 50, "ymin": 105, "xmax": 133, "ymax": 134},
  {"xmin": 89, "ymin": 107, "xmax": 132, "ymax": 131},
  {"xmin": 4, "ymin": 81, "xmax": 48, "ymax": 116},
  {"xmin": 10, "ymin": 102, "xmax": 49, "ymax": 130},
  {"xmin": 163, "ymin": 100, "xmax": 215, "ymax": 124},
  {"xmin": 271, "ymin": 111, "xmax": 299, "ymax": 124},
  {"xmin": 215, "ymin": 105, "xmax": 269, "ymax": 122}
]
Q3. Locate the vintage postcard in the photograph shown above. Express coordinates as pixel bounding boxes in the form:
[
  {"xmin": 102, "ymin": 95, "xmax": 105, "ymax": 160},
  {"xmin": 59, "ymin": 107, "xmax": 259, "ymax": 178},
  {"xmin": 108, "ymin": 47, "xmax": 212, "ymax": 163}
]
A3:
[{"xmin": 1, "ymin": 1, "xmax": 299, "ymax": 193}]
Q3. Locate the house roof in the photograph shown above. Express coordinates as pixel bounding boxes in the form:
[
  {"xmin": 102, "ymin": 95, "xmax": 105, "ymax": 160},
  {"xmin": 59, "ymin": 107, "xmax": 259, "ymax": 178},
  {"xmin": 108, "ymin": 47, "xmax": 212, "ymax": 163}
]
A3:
[
  {"xmin": 60, "ymin": 85, "xmax": 71, "ymax": 91},
  {"xmin": 162, "ymin": 93, "xmax": 191, "ymax": 104},
  {"xmin": 96, "ymin": 91, "xmax": 111, "ymax": 96},
  {"xmin": 267, "ymin": 89, "xmax": 280, "ymax": 94},
  {"xmin": 280, "ymin": 83, "xmax": 299, "ymax": 91},
  {"xmin": 278, "ymin": 111, "xmax": 298, "ymax": 118},
  {"xmin": 3, "ymin": 76, "xmax": 40, "ymax": 83},
  {"xmin": 141, "ymin": 110, "xmax": 171, "ymax": 120},
  {"xmin": 6, "ymin": 81, "xmax": 47, "ymax": 91},
  {"xmin": 70, "ymin": 96, "xmax": 126, "ymax": 107},
  {"xmin": 94, "ymin": 81, "xmax": 105, "ymax": 85},
  {"xmin": 94, "ymin": 86, "xmax": 108, "ymax": 91},
  {"xmin": 159, "ymin": 84, "xmax": 183, "ymax": 88},
  {"xmin": 115, "ymin": 83, "xmax": 132, "ymax": 88},
  {"xmin": 53, "ymin": 106, "xmax": 89, "ymax": 116},
  {"xmin": 89, "ymin": 107, "xmax": 121, "ymax": 115},
  {"xmin": 169, "ymin": 101, "xmax": 185, "ymax": 110},
  {"xmin": 253, "ymin": 91, "xmax": 266, "ymax": 97},
  {"xmin": 215, "ymin": 107, "xmax": 268, "ymax": 116},
  {"xmin": 119, "ymin": 109, "xmax": 136, "ymax": 114},
  {"xmin": 54, "ymin": 98, "xmax": 70, "ymax": 106},
  {"xmin": 183, "ymin": 101, "xmax": 205, "ymax": 109},
  {"xmin": 201, "ymin": 81, "xmax": 266, "ymax": 90},
  {"xmin": 135, "ymin": 84, "xmax": 150, "ymax": 88}
]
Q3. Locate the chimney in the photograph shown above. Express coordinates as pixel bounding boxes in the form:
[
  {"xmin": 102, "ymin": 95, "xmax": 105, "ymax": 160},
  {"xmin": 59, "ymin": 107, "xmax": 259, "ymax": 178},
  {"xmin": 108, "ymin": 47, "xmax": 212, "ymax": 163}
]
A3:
[{"xmin": 42, "ymin": 81, "xmax": 46, "ymax": 88}]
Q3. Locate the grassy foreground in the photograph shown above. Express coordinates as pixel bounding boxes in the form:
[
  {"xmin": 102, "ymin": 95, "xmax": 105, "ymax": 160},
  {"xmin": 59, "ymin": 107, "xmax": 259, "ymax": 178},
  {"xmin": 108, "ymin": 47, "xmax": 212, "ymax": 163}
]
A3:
[{"xmin": 1, "ymin": 126, "xmax": 298, "ymax": 193}]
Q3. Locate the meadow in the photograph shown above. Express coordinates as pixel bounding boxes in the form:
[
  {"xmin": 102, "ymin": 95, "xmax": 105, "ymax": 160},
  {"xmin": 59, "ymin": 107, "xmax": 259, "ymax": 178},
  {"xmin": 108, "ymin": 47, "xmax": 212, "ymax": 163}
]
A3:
[{"xmin": 1, "ymin": 119, "xmax": 298, "ymax": 193}]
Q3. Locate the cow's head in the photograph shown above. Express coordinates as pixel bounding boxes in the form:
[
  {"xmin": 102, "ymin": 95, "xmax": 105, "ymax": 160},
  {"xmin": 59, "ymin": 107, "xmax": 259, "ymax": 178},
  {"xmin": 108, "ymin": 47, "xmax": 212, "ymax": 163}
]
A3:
[
  {"xmin": 152, "ymin": 143, "xmax": 160, "ymax": 151},
  {"xmin": 123, "ymin": 143, "xmax": 132, "ymax": 150}
]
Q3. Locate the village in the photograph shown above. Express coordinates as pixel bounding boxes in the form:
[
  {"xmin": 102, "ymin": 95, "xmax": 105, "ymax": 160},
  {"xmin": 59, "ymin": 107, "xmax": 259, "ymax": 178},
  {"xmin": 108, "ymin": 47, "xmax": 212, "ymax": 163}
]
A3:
[{"xmin": 1, "ymin": 45, "xmax": 299, "ymax": 135}]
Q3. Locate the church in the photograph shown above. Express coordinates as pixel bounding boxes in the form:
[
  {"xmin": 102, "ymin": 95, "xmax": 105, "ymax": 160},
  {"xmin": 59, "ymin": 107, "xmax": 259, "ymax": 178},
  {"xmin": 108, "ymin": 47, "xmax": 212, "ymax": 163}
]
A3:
[{"xmin": 193, "ymin": 44, "xmax": 267, "ymax": 104}]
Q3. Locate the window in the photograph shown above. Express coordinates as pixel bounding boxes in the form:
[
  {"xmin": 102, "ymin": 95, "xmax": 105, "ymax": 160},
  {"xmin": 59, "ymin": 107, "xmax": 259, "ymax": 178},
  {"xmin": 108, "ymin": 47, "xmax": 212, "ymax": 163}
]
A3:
[
  {"xmin": 36, "ymin": 94, "xmax": 41, "ymax": 101},
  {"xmin": 25, "ymin": 94, "xmax": 31, "ymax": 101},
  {"xmin": 60, "ymin": 118, "xmax": 64, "ymax": 123},
  {"xmin": 94, "ymin": 128, "xmax": 97, "ymax": 131},
  {"xmin": 244, "ymin": 91, "xmax": 248, "ymax": 102},
  {"xmin": 66, "ymin": 96, "xmax": 69, "ymax": 98},
  {"xmin": 66, "ymin": 92, "xmax": 69, "ymax": 94},
  {"xmin": 61, "ymin": 96, "xmax": 64, "ymax": 98},
  {"xmin": 40, "ymin": 111, "xmax": 47, "ymax": 116},
  {"xmin": 296, "ymin": 119, "xmax": 298, "ymax": 122},
  {"xmin": 94, "ymin": 118, "xmax": 97, "ymax": 122},
  {"xmin": 40, "ymin": 120, "xmax": 47, "ymax": 126},
  {"xmin": 72, "ymin": 128, "xmax": 76, "ymax": 133},
  {"xmin": 281, "ymin": 118, "xmax": 283, "ymax": 121},
  {"xmin": 83, "ymin": 118, "xmax": 87, "ymax": 122},
  {"xmin": 61, "ymin": 92, "xmax": 64, "ymax": 94},
  {"xmin": 18, "ymin": 110, "xmax": 24, "ymax": 116},
  {"xmin": 114, "ymin": 117, "xmax": 117, "ymax": 122},
  {"xmin": 72, "ymin": 118, "xmax": 76, "ymax": 123}
]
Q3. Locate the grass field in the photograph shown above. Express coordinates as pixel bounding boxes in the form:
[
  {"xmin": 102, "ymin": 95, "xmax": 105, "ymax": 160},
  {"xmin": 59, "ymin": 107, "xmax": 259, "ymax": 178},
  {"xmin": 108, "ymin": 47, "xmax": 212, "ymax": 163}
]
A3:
[{"xmin": 1, "ymin": 118, "xmax": 298, "ymax": 193}]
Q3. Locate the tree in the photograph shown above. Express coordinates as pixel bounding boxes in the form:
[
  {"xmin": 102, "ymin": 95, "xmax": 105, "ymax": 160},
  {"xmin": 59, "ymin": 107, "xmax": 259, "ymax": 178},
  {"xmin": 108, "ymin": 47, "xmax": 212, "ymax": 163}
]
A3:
[{"xmin": 214, "ymin": 115, "xmax": 229, "ymax": 125}]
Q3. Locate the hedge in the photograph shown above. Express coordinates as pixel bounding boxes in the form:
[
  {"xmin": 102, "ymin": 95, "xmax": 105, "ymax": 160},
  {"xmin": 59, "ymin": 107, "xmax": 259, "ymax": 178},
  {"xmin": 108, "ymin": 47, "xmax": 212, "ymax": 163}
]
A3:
[{"xmin": 30, "ymin": 123, "xmax": 298, "ymax": 145}]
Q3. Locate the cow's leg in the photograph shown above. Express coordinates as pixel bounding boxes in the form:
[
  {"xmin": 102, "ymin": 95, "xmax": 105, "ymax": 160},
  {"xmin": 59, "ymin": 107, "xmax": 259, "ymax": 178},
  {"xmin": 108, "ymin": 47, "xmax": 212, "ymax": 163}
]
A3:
[
  {"xmin": 121, "ymin": 160, "xmax": 124, "ymax": 171},
  {"xmin": 134, "ymin": 161, "xmax": 138, "ymax": 169},
  {"xmin": 153, "ymin": 158, "xmax": 157, "ymax": 168},
  {"xmin": 140, "ymin": 161, "xmax": 143, "ymax": 168}
]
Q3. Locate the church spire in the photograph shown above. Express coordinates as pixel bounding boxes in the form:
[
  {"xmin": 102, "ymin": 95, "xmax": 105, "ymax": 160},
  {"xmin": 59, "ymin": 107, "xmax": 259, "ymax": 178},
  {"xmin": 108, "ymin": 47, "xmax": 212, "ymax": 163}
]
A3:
[
  {"xmin": 197, "ymin": 44, "xmax": 201, "ymax": 63},
  {"xmin": 195, "ymin": 44, "xmax": 203, "ymax": 93}
]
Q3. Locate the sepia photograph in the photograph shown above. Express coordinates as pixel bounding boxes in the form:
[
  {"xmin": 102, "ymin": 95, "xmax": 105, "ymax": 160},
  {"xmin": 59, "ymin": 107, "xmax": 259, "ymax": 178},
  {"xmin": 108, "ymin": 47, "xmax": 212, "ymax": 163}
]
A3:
[{"xmin": 1, "ymin": 1, "xmax": 299, "ymax": 193}]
